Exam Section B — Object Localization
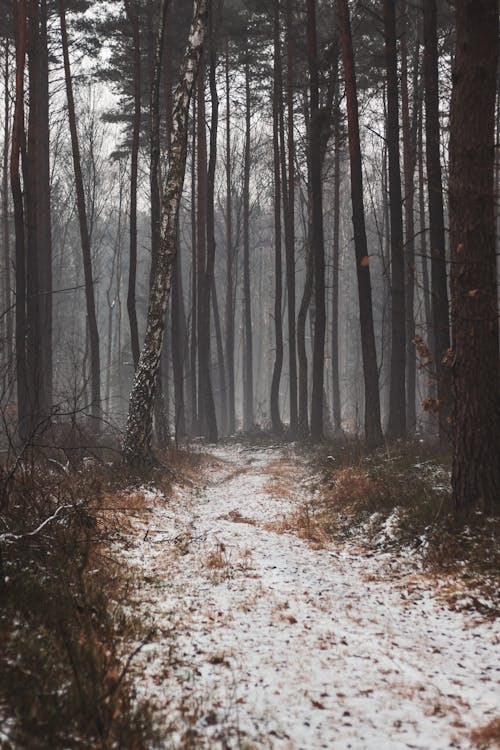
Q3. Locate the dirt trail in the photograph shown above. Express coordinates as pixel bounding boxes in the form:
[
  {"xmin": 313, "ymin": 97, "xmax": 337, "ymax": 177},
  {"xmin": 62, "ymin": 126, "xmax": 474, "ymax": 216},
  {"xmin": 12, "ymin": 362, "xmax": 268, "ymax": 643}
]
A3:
[{"xmin": 119, "ymin": 444, "xmax": 499, "ymax": 750}]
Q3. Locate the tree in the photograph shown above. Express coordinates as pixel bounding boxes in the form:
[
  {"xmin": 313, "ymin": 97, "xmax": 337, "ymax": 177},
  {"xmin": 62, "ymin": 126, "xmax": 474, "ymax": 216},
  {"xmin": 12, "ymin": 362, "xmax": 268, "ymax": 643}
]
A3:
[
  {"xmin": 123, "ymin": 0, "xmax": 208, "ymax": 465},
  {"xmin": 338, "ymin": 0, "xmax": 383, "ymax": 448},
  {"xmin": 242, "ymin": 56, "xmax": 253, "ymax": 431},
  {"xmin": 384, "ymin": 0, "xmax": 406, "ymax": 440},
  {"xmin": 59, "ymin": 0, "xmax": 101, "ymax": 424},
  {"xmin": 124, "ymin": 0, "xmax": 141, "ymax": 371},
  {"xmin": 307, "ymin": 0, "xmax": 326, "ymax": 442},
  {"xmin": 423, "ymin": 0, "xmax": 451, "ymax": 440},
  {"xmin": 270, "ymin": 0, "xmax": 283, "ymax": 435},
  {"xmin": 448, "ymin": 0, "xmax": 499, "ymax": 515}
]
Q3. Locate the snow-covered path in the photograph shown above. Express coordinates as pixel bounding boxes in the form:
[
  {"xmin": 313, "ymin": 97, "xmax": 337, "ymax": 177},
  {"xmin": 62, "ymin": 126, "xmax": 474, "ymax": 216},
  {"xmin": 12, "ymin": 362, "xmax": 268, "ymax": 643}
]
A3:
[{"xmin": 121, "ymin": 445, "xmax": 499, "ymax": 749}]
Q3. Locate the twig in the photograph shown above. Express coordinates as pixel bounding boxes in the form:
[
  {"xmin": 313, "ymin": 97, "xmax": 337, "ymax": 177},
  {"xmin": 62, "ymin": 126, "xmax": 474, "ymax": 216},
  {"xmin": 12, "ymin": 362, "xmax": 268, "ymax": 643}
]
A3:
[{"xmin": 0, "ymin": 504, "xmax": 74, "ymax": 544}]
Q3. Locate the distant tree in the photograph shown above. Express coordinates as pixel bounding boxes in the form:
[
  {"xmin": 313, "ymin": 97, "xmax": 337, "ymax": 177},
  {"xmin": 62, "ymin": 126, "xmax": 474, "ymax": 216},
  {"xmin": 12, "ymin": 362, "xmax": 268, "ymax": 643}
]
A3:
[
  {"xmin": 242, "ymin": 55, "xmax": 253, "ymax": 431},
  {"xmin": 270, "ymin": 0, "xmax": 283, "ymax": 435},
  {"xmin": 448, "ymin": 0, "xmax": 499, "ymax": 515},
  {"xmin": 308, "ymin": 0, "xmax": 326, "ymax": 442},
  {"xmin": 338, "ymin": 0, "xmax": 383, "ymax": 448},
  {"xmin": 384, "ymin": 0, "xmax": 406, "ymax": 440},
  {"xmin": 59, "ymin": 0, "xmax": 101, "ymax": 424}
]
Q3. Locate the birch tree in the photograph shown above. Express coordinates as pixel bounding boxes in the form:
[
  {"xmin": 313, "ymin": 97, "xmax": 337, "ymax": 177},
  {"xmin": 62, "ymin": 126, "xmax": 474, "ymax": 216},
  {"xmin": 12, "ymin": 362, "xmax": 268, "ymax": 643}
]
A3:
[{"xmin": 122, "ymin": 0, "xmax": 207, "ymax": 465}]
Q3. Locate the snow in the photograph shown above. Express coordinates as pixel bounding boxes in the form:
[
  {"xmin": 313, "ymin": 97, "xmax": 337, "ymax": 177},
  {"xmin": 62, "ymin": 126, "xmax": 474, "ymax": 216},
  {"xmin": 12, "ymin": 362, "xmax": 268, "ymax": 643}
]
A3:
[{"xmin": 117, "ymin": 444, "xmax": 499, "ymax": 749}]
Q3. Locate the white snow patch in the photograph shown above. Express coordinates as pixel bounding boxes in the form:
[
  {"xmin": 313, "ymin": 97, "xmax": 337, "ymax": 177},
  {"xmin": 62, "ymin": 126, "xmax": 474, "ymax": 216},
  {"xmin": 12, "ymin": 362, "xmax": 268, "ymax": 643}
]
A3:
[{"xmin": 117, "ymin": 445, "xmax": 499, "ymax": 749}]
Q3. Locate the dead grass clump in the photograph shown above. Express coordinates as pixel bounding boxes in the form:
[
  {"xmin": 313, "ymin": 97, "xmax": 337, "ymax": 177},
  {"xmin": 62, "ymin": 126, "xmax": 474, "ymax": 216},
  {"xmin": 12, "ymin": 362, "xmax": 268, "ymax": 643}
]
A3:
[
  {"xmin": 262, "ymin": 457, "xmax": 300, "ymax": 501},
  {"xmin": 0, "ymin": 461, "xmax": 158, "ymax": 749},
  {"xmin": 305, "ymin": 441, "xmax": 499, "ymax": 614},
  {"xmin": 265, "ymin": 505, "xmax": 328, "ymax": 549},
  {"xmin": 217, "ymin": 510, "xmax": 257, "ymax": 525},
  {"xmin": 471, "ymin": 717, "xmax": 500, "ymax": 749}
]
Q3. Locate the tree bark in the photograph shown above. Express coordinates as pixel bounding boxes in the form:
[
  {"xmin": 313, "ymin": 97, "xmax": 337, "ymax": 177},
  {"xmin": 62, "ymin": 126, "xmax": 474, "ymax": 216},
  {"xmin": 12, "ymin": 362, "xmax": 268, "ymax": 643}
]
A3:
[
  {"xmin": 123, "ymin": 0, "xmax": 208, "ymax": 465},
  {"xmin": 224, "ymin": 45, "xmax": 236, "ymax": 434},
  {"xmin": 11, "ymin": 0, "xmax": 29, "ymax": 440},
  {"xmin": 338, "ymin": 0, "xmax": 383, "ymax": 448},
  {"xmin": 284, "ymin": 0, "xmax": 298, "ymax": 435},
  {"xmin": 307, "ymin": 0, "xmax": 326, "ymax": 442},
  {"xmin": 423, "ymin": 0, "xmax": 451, "ymax": 440},
  {"xmin": 448, "ymin": 0, "xmax": 499, "ymax": 515},
  {"xmin": 242, "ymin": 58, "xmax": 253, "ymax": 430},
  {"xmin": 124, "ymin": 0, "xmax": 141, "ymax": 371},
  {"xmin": 401, "ymin": 3, "xmax": 418, "ymax": 435},
  {"xmin": 384, "ymin": 0, "xmax": 406, "ymax": 440},
  {"xmin": 270, "ymin": 0, "xmax": 284, "ymax": 435},
  {"xmin": 202, "ymin": 7, "xmax": 219, "ymax": 441},
  {"xmin": 59, "ymin": 0, "xmax": 101, "ymax": 423},
  {"xmin": 331, "ymin": 92, "xmax": 341, "ymax": 432},
  {"xmin": 2, "ymin": 37, "xmax": 13, "ymax": 376}
]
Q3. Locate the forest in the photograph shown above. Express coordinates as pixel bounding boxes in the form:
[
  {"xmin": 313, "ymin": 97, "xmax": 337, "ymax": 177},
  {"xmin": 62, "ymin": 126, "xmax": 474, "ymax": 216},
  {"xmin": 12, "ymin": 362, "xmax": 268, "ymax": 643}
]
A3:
[{"xmin": 0, "ymin": 0, "xmax": 499, "ymax": 748}]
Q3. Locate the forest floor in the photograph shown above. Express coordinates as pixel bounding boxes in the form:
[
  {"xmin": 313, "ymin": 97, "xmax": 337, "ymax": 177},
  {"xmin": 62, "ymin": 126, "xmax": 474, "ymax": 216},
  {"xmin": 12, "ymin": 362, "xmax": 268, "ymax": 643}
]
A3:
[{"xmin": 113, "ymin": 442, "xmax": 499, "ymax": 750}]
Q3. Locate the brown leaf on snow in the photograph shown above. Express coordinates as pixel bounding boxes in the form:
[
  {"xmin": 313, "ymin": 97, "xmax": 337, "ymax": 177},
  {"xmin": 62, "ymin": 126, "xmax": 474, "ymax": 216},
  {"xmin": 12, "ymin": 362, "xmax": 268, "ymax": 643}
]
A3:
[{"xmin": 311, "ymin": 699, "xmax": 326, "ymax": 710}]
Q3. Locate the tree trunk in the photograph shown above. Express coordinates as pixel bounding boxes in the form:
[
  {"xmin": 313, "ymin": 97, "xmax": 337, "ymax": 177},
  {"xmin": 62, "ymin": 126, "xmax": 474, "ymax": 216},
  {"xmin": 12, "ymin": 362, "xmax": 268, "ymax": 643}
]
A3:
[
  {"xmin": 123, "ymin": 0, "xmax": 208, "ymax": 465},
  {"xmin": 224, "ymin": 45, "xmax": 236, "ymax": 434},
  {"xmin": 401, "ymin": 3, "xmax": 418, "ymax": 435},
  {"xmin": 189, "ymin": 96, "xmax": 198, "ymax": 434},
  {"xmin": 2, "ymin": 37, "xmax": 13, "ymax": 376},
  {"xmin": 423, "ymin": 0, "xmax": 451, "ymax": 440},
  {"xmin": 23, "ymin": 0, "xmax": 52, "ymax": 432},
  {"xmin": 331, "ymin": 92, "xmax": 341, "ymax": 432},
  {"xmin": 448, "ymin": 0, "xmax": 499, "ymax": 515},
  {"xmin": 211, "ymin": 277, "xmax": 227, "ymax": 434},
  {"xmin": 270, "ymin": 0, "xmax": 283, "ymax": 435},
  {"xmin": 171, "ymin": 249, "xmax": 186, "ymax": 440},
  {"xmin": 202, "ymin": 8, "xmax": 219, "ymax": 441},
  {"xmin": 11, "ymin": 0, "xmax": 29, "ymax": 440},
  {"xmin": 284, "ymin": 0, "xmax": 297, "ymax": 435},
  {"xmin": 124, "ymin": 0, "xmax": 141, "ymax": 371},
  {"xmin": 242, "ymin": 58, "xmax": 253, "ymax": 430},
  {"xmin": 338, "ymin": 0, "xmax": 383, "ymax": 448},
  {"xmin": 59, "ymin": 0, "xmax": 101, "ymax": 423},
  {"xmin": 384, "ymin": 0, "xmax": 406, "ymax": 440},
  {"xmin": 307, "ymin": 0, "xmax": 326, "ymax": 442},
  {"xmin": 297, "ymin": 240, "xmax": 314, "ymax": 438}
]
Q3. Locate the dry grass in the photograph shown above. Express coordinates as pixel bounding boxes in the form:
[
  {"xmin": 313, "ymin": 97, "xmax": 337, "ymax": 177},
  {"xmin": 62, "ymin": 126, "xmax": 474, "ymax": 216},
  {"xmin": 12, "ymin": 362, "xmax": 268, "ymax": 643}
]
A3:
[
  {"xmin": 471, "ymin": 718, "xmax": 500, "ymax": 749},
  {"xmin": 262, "ymin": 457, "xmax": 301, "ymax": 501},
  {"xmin": 217, "ymin": 510, "xmax": 257, "ymax": 525},
  {"xmin": 298, "ymin": 441, "xmax": 499, "ymax": 615},
  {"xmin": 0, "ymin": 459, "xmax": 159, "ymax": 749}
]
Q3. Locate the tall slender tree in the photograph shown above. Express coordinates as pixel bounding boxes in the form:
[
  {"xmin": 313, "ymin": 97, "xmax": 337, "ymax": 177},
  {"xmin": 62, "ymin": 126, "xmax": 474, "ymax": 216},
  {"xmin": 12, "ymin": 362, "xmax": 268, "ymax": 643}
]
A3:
[
  {"xmin": 270, "ymin": 0, "xmax": 283, "ymax": 435},
  {"xmin": 307, "ymin": 0, "xmax": 326, "ymax": 442},
  {"xmin": 338, "ymin": 0, "xmax": 383, "ymax": 448},
  {"xmin": 423, "ymin": 0, "xmax": 450, "ymax": 440},
  {"xmin": 59, "ymin": 0, "xmax": 101, "ymax": 423},
  {"xmin": 384, "ymin": 0, "xmax": 406, "ymax": 440}
]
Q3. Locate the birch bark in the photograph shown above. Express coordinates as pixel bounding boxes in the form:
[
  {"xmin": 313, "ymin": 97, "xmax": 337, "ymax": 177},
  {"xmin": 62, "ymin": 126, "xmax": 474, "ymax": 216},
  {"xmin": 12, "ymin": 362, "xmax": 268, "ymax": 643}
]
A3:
[{"xmin": 123, "ymin": 0, "xmax": 208, "ymax": 464}]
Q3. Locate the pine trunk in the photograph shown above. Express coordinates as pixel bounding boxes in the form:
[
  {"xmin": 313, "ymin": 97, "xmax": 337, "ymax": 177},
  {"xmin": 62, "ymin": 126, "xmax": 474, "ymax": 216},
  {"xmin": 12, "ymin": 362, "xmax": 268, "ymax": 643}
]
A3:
[
  {"xmin": 270, "ymin": 0, "xmax": 283, "ymax": 435},
  {"xmin": 449, "ymin": 0, "xmax": 499, "ymax": 515},
  {"xmin": 338, "ymin": 0, "xmax": 383, "ymax": 448},
  {"xmin": 423, "ymin": 0, "xmax": 451, "ymax": 440},
  {"xmin": 307, "ymin": 0, "xmax": 326, "ymax": 442},
  {"xmin": 384, "ymin": 0, "xmax": 406, "ymax": 440}
]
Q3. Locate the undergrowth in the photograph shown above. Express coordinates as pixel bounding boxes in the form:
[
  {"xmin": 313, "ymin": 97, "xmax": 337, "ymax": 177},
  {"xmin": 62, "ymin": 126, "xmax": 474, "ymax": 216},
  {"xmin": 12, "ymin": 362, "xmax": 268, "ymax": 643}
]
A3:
[
  {"xmin": 300, "ymin": 440, "xmax": 499, "ymax": 614},
  {"xmin": 0, "ymin": 445, "xmax": 201, "ymax": 749}
]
